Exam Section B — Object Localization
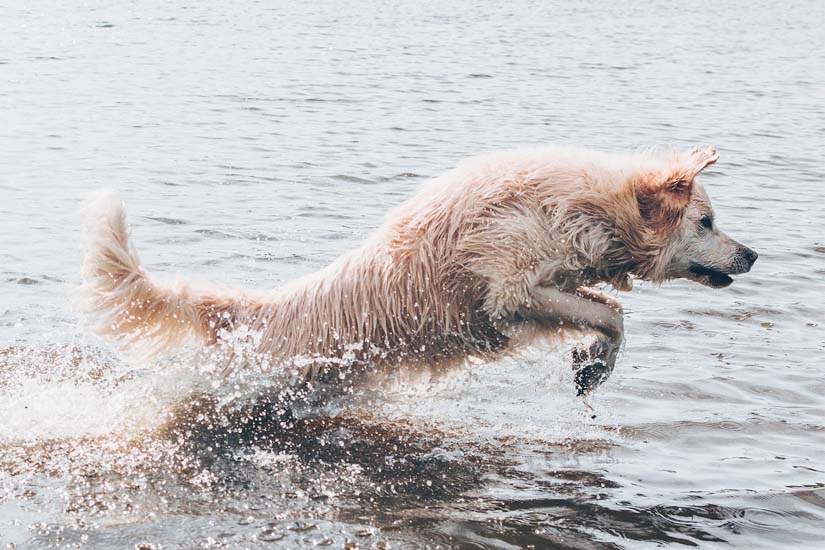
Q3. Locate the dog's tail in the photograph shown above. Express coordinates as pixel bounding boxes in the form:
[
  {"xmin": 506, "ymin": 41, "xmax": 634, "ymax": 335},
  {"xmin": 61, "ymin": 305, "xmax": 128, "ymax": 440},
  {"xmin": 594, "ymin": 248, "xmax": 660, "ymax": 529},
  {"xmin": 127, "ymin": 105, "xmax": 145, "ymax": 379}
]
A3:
[{"xmin": 77, "ymin": 192, "xmax": 239, "ymax": 355}]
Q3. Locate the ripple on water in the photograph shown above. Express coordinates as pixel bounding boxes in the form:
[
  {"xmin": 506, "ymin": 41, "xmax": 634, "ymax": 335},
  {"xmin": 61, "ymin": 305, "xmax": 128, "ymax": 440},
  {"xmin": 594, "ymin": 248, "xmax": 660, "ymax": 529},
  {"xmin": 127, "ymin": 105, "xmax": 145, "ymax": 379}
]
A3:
[{"xmin": 1, "ymin": 0, "xmax": 824, "ymax": 547}]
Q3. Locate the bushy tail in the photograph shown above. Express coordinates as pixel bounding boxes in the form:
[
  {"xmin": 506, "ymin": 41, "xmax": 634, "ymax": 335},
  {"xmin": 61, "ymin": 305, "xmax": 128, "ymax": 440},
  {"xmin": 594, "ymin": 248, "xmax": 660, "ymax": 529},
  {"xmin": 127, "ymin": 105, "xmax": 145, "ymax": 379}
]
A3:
[{"xmin": 77, "ymin": 192, "xmax": 238, "ymax": 355}]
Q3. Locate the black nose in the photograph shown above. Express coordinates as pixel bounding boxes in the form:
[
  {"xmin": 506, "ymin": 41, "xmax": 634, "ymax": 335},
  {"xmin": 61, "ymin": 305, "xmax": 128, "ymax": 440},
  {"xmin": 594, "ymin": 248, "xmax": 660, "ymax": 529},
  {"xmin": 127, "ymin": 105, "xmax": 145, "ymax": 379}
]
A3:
[{"xmin": 743, "ymin": 248, "xmax": 758, "ymax": 266}]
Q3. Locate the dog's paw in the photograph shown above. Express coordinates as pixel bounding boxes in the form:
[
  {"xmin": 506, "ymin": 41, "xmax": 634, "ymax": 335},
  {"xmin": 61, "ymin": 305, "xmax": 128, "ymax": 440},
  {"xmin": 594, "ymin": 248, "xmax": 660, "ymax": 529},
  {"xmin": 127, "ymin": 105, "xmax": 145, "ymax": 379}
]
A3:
[
  {"xmin": 574, "ymin": 359, "xmax": 611, "ymax": 397},
  {"xmin": 571, "ymin": 336, "xmax": 611, "ymax": 366},
  {"xmin": 571, "ymin": 336, "xmax": 618, "ymax": 396},
  {"xmin": 612, "ymin": 274, "xmax": 633, "ymax": 292}
]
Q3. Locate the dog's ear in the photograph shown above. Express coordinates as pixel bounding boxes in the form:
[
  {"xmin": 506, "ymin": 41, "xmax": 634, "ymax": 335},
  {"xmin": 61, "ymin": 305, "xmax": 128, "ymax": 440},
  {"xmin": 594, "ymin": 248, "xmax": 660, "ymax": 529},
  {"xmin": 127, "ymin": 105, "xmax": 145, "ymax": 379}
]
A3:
[
  {"xmin": 685, "ymin": 145, "xmax": 719, "ymax": 178},
  {"xmin": 633, "ymin": 146, "xmax": 718, "ymax": 231},
  {"xmin": 634, "ymin": 170, "xmax": 693, "ymax": 232}
]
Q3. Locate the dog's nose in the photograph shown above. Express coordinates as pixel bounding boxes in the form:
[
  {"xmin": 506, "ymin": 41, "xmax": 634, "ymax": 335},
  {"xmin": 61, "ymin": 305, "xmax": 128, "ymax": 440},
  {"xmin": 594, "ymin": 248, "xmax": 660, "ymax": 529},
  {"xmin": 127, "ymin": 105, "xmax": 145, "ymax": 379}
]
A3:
[{"xmin": 743, "ymin": 247, "xmax": 758, "ymax": 267}]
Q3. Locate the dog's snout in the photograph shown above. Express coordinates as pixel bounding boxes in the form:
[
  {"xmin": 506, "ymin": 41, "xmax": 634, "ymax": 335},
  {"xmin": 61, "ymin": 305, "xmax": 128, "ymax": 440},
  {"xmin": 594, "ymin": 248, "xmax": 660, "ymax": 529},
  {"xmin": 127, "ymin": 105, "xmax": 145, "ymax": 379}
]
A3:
[{"xmin": 742, "ymin": 247, "xmax": 758, "ymax": 269}]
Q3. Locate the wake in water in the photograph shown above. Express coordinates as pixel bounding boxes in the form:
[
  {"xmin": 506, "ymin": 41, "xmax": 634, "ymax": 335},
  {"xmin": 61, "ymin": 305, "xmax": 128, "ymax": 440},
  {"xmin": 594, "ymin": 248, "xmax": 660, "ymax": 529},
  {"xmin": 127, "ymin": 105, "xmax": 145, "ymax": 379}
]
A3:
[{"xmin": 0, "ymin": 332, "xmax": 613, "ymax": 548}]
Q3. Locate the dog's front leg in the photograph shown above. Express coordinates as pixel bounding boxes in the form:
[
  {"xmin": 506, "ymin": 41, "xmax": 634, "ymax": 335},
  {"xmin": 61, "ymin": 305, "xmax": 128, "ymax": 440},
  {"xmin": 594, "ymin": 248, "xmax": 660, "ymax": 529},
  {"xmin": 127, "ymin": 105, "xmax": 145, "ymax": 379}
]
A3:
[
  {"xmin": 524, "ymin": 285, "xmax": 624, "ymax": 395},
  {"xmin": 525, "ymin": 284, "xmax": 623, "ymax": 338}
]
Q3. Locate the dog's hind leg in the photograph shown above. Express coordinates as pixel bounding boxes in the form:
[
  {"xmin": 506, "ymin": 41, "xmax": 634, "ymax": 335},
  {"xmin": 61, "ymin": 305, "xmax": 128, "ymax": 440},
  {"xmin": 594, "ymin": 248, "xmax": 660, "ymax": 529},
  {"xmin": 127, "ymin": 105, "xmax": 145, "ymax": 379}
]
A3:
[{"xmin": 521, "ymin": 285, "xmax": 624, "ymax": 395}]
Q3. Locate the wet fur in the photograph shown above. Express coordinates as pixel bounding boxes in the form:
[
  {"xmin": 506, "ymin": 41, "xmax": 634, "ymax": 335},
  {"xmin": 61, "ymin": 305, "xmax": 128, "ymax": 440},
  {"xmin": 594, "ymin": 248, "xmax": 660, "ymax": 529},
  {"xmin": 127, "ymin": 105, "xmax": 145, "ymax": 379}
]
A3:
[{"xmin": 78, "ymin": 145, "xmax": 752, "ymax": 380}]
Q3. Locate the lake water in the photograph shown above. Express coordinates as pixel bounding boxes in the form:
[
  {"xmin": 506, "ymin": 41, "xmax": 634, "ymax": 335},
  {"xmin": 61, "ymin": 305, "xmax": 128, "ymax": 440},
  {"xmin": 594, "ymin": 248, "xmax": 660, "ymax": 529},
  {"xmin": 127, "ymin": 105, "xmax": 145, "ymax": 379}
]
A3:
[{"xmin": 1, "ymin": 1, "xmax": 823, "ymax": 548}]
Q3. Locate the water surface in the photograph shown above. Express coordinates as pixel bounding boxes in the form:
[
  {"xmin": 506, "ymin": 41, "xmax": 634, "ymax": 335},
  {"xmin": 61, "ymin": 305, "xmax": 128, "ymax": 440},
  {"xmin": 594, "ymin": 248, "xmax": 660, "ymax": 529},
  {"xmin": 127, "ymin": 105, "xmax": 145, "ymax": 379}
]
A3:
[{"xmin": 1, "ymin": 1, "xmax": 824, "ymax": 548}]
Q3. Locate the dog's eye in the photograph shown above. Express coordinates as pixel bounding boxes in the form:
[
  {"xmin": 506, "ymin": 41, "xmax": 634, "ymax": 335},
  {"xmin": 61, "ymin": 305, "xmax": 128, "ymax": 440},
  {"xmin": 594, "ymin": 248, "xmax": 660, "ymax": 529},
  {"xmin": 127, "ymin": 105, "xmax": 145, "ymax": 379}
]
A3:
[{"xmin": 699, "ymin": 215, "xmax": 713, "ymax": 230}]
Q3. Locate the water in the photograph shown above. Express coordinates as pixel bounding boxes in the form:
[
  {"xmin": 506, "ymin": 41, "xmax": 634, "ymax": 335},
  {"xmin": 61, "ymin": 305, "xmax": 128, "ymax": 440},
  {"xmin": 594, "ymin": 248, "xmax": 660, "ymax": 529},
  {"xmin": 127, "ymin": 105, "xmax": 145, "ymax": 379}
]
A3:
[{"xmin": 1, "ymin": 0, "xmax": 824, "ymax": 548}]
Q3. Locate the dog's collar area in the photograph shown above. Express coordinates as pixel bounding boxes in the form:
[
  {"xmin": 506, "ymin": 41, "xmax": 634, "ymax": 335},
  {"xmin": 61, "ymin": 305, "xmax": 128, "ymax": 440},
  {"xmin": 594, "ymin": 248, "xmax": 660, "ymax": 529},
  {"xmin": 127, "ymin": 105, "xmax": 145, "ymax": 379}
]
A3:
[{"xmin": 688, "ymin": 263, "xmax": 734, "ymax": 288}]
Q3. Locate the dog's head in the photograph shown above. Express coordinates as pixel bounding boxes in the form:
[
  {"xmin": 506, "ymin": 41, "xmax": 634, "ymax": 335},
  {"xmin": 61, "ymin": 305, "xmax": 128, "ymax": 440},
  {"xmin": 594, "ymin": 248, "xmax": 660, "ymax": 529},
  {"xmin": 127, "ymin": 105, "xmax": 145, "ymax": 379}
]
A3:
[{"xmin": 633, "ymin": 146, "xmax": 757, "ymax": 288}]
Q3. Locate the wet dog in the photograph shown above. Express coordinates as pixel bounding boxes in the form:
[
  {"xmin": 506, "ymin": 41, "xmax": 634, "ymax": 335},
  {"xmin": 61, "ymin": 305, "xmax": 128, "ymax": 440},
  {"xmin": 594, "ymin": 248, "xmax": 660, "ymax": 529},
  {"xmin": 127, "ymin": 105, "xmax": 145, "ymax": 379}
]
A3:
[{"xmin": 79, "ymin": 145, "xmax": 756, "ymax": 394}]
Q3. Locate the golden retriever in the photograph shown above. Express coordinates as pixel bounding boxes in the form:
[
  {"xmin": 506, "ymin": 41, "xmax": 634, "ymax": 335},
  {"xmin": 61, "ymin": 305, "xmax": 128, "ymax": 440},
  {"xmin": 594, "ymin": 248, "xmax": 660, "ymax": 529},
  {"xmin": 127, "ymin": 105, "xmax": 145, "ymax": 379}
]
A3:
[{"xmin": 78, "ymin": 145, "xmax": 757, "ymax": 394}]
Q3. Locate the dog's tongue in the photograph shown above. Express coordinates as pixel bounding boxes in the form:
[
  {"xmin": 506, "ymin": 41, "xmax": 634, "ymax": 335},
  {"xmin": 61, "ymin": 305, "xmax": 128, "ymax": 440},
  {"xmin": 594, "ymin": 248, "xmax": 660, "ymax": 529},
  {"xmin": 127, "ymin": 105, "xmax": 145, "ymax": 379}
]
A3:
[{"xmin": 688, "ymin": 263, "xmax": 733, "ymax": 288}]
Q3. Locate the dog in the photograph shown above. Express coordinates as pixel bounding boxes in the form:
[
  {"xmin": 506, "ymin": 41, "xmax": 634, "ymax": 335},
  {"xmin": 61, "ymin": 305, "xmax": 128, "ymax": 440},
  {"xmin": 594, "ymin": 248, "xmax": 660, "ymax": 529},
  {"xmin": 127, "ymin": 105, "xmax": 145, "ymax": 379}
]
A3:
[{"xmin": 78, "ymin": 145, "xmax": 757, "ymax": 395}]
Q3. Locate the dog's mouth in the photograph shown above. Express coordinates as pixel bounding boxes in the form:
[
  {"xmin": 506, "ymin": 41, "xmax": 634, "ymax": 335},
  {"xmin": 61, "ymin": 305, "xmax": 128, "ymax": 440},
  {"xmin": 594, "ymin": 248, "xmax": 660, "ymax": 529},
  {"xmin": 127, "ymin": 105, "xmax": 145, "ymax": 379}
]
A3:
[{"xmin": 687, "ymin": 263, "xmax": 734, "ymax": 288}]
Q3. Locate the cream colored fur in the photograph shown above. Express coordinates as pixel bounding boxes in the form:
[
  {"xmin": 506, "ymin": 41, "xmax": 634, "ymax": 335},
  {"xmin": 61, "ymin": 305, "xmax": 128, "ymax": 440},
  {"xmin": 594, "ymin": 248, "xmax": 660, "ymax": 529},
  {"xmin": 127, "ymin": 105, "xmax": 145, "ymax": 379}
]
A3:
[{"xmin": 78, "ymin": 145, "xmax": 750, "ymax": 385}]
